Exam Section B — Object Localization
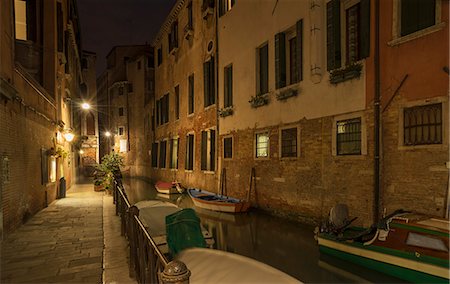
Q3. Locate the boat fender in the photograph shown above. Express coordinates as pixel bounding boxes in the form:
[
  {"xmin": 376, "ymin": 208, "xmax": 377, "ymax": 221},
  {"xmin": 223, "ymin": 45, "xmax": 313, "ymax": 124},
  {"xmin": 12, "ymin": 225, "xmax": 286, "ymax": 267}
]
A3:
[
  {"xmin": 377, "ymin": 229, "xmax": 389, "ymax": 241},
  {"xmin": 363, "ymin": 230, "xmax": 379, "ymax": 246}
]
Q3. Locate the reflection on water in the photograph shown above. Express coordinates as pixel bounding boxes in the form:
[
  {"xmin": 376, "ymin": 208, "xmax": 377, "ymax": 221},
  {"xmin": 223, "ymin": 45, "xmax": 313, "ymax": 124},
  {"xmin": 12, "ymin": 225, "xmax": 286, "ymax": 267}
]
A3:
[{"xmin": 122, "ymin": 177, "xmax": 404, "ymax": 283}]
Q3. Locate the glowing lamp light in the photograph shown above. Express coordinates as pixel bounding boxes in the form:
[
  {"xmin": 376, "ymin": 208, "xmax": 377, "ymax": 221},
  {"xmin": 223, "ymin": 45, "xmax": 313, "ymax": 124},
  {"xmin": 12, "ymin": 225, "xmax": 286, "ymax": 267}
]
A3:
[
  {"xmin": 64, "ymin": 132, "xmax": 75, "ymax": 142},
  {"xmin": 79, "ymin": 149, "xmax": 84, "ymax": 154},
  {"xmin": 81, "ymin": 102, "xmax": 91, "ymax": 110},
  {"xmin": 104, "ymin": 131, "xmax": 111, "ymax": 137}
]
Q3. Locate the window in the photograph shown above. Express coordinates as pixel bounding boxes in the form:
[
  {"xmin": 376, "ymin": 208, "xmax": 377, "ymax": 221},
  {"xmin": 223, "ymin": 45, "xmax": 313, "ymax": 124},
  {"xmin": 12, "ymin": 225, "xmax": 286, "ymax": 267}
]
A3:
[
  {"xmin": 275, "ymin": 20, "xmax": 303, "ymax": 89},
  {"xmin": 223, "ymin": 137, "xmax": 233, "ymax": 159},
  {"xmin": 159, "ymin": 140, "xmax": 167, "ymax": 168},
  {"xmin": 57, "ymin": 2, "xmax": 63, "ymax": 52},
  {"xmin": 118, "ymin": 87, "xmax": 124, "ymax": 96},
  {"xmin": 336, "ymin": 118, "xmax": 361, "ymax": 155},
  {"xmin": 224, "ymin": 64, "xmax": 233, "ymax": 108},
  {"xmin": 169, "ymin": 138, "xmax": 179, "ymax": 169},
  {"xmin": 400, "ymin": 0, "xmax": 436, "ymax": 37},
  {"xmin": 187, "ymin": 2, "xmax": 193, "ymax": 28},
  {"xmin": 257, "ymin": 43, "xmax": 269, "ymax": 95},
  {"xmin": 119, "ymin": 107, "xmax": 124, "ymax": 117},
  {"xmin": 404, "ymin": 103, "xmax": 442, "ymax": 146},
  {"xmin": 281, "ymin": 127, "xmax": 298, "ymax": 158},
  {"xmin": 86, "ymin": 113, "xmax": 95, "ymax": 135},
  {"xmin": 204, "ymin": 57, "xmax": 215, "ymax": 107},
  {"xmin": 147, "ymin": 56, "xmax": 154, "ymax": 68},
  {"xmin": 327, "ymin": 0, "xmax": 370, "ymax": 70},
  {"xmin": 157, "ymin": 94, "xmax": 169, "ymax": 125},
  {"xmin": 118, "ymin": 126, "xmax": 125, "ymax": 136},
  {"xmin": 255, "ymin": 132, "xmax": 269, "ymax": 158},
  {"xmin": 188, "ymin": 74, "xmax": 195, "ymax": 114},
  {"xmin": 168, "ymin": 21, "xmax": 179, "ymax": 53},
  {"xmin": 137, "ymin": 61, "xmax": 141, "ymax": 70},
  {"xmin": 186, "ymin": 134, "xmax": 194, "ymax": 170},
  {"xmin": 175, "ymin": 85, "xmax": 180, "ymax": 120},
  {"xmin": 201, "ymin": 129, "xmax": 216, "ymax": 171},
  {"xmin": 14, "ymin": 0, "xmax": 38, "ymax": 41},
  {"xmin": 151, "ymin": 142, "xmax": 159, "ymax": 167},
  {"xmin": 157, "ymin": 47, "xmax": 163, "ymax": 66},
  {"xmin": 219, "ymin": 0, "xmax": 235, "ymax": 17},
  {"xmin": 49, "ymin": 156, "xmax": 57, "ymax": 183}
]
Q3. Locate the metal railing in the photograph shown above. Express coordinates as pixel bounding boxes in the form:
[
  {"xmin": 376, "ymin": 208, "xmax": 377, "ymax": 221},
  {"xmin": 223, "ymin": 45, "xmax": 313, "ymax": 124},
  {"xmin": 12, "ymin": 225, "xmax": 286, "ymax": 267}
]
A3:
[{"xmin": 113, "ymin": 178, "xmax": 191, "ymax": 283}]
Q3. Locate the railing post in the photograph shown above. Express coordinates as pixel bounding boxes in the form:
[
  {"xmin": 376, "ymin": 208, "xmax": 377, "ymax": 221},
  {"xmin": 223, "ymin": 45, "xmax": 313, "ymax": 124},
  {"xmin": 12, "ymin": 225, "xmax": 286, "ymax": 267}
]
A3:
[
  {"xmin": 128, "ymin": 206, "xmax": 139, "ymax": 278},
  {"xmin": 160, "ymin": 260, "xmax": 191, "ymax": 284}
]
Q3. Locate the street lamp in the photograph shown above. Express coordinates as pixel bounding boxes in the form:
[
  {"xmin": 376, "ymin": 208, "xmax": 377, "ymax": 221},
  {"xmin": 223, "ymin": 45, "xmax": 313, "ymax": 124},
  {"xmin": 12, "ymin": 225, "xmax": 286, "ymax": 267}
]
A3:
[
  {"xmin": 104, "ymin": 131, "xmax": 111, "ymax": 137},
  {"xmin": 81, "ymin": 102, "xmax": 91, "ymax": 110},
  {"xmin": 64, "ymin": 131, "xmax": 75, "ymax": 142}
]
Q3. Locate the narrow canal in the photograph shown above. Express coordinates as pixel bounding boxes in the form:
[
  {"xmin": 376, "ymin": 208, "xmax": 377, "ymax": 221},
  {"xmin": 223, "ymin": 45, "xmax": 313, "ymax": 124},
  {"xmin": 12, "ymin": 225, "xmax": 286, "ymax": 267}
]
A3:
[{"xmin": 122, "ymin": 177, "xmax": 404, "ymax": 283}]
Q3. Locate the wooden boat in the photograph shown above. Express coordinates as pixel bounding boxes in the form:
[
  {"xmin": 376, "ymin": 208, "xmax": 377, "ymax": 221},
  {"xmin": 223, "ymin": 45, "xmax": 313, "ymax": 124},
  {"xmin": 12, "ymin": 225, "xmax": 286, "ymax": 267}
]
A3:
[
  {"xmin": 187, "ymin": 188, "xmax": 250, "ymax": 213},
  {"xmin": 317, "ymin": 210, "xmax": 450, "ymax": 283},
  {"xmin": 154, "ymin": 181, "xmax": 184, "ymax": 194},
  {"xmin": 177, "ymin": 248, "xmax": 301, "ymax": 283},
  {"xmin": 134, "ymin": 200, "xmax": 214, "ymax": 253}
]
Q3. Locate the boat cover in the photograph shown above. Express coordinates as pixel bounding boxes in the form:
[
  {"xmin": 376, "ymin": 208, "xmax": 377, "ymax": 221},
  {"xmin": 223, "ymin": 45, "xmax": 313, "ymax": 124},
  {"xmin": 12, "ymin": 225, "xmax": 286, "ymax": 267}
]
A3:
[
  {"xmin": 166, "ymin": 209, "xmax": 206, "ymax": 255},
  {"xmin": 177, "ymin": 248, "xmax": 301, "ymax": 283}
]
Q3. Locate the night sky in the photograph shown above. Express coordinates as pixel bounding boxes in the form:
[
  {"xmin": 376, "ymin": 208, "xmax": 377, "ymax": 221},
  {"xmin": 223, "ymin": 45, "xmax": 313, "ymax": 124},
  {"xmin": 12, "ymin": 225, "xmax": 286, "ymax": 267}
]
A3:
[{"xmin": 77, "ymin": 0, "xmax": 176, "ymax": 75}]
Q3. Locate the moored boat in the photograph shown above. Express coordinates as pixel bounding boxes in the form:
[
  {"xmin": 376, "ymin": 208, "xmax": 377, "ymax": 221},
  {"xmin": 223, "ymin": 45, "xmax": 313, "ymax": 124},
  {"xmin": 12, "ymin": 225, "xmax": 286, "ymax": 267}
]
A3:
[
  {"xmin": 134, "ymin": 200, "xmax": 214, "ymax": 253},
  {"xmin": 187, "ymin": 188, "xmax": 250, "ymax": 213},
  {"xmin": 155, "ymin": 181, "xmax": 184, "ymax": 194},
  {"xmin": 176, "ymin": 248, "xmax": 301, "ymax": 283},
  {"xmin": 317, "ymin": 208, "xmax": 450, "ymax": 283}
]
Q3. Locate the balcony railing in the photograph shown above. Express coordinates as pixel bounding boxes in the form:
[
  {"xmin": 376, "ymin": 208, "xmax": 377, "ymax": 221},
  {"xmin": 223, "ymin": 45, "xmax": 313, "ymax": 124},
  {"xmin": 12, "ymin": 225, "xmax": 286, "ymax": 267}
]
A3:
[{"xmin": 15, "ymin": 40, "xmax": 43, "ymax": 84}]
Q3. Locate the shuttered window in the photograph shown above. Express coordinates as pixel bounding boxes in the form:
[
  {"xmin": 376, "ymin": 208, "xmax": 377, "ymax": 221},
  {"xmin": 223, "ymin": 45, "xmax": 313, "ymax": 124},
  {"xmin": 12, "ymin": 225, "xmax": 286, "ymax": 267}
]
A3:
[
  {"xmin": 201, "ymin": 129, "xmax": 216, "ymax": 171},
  {"xmin": 401, "ymin": 0, "xmax": 436, "ymax": 37},
  {"xmin": 223, "ymin": 137, "xmax": 233, "ymax": 159},
  {"xmin": 275, "ymin": 32, "xmax": 286, "ymax": 89},
  {"xmin": 169, "ymin": 138, "xmax": 179, "ymax": 169},
  {"xmin": 327, "ymin": 0, "xmax": 370, "ymax": 69},
  {"xmin": 404, "ymin": 103, "xmax": 442, "ymax": 146},
  {"xmin": 157, "ymin": 47, "xmax": 162, "ymax": 66},
  {"xmin": 327, "ymin": 0, "xmax": 341, "ymax": 70},
  {"xmin": 204, "ymin": 58, "xmax": 215, "ymax": 107},
  {"xmin": 119, "ymin": 107, "xmax": 124, "ymax": 117},
  {"xmin": 186, "ymin": 134, "xmax": 194, "ymax": 170},
  {"xmin": 175, "ymin": 85, "xmax": 180, "ymax": 120},
  {"xmin": 168, "ymin": 21, "xmax": 178, "ymax": 52},
  {"xmin": 159, "ymin": 140, "xmax": 167, "ymax": 168},
  {"xmin": 224, "ymin": 64, "xmax": 233, "ymax": 108},
  {"xmin": 151, "ymin": 142, "xmax": 158, "ymax": 167},
  {"xmin": 188, "ymin": 74, "xmax": 195, "ymax": 114},
  {"xmin": 86, "ymin": 113, "xmax": 95, "ymax": 135},
  {"xmin": 258, "ymin": 43, "xmax": 269, "ymax": 95},
  {"xmin": 57, "ymin": 2, "xmax": 63, "ymax": 52},
  {"xmin": 187, "ymin": 2, "xmax": 193, "ymax": 28}
]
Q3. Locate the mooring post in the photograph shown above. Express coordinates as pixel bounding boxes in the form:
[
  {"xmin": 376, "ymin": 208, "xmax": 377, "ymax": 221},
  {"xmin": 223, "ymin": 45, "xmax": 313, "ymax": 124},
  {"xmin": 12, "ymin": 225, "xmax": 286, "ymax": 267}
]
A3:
[{"xmin": 160, "ymin": 260, "xmax": 191, "ymax": 284}]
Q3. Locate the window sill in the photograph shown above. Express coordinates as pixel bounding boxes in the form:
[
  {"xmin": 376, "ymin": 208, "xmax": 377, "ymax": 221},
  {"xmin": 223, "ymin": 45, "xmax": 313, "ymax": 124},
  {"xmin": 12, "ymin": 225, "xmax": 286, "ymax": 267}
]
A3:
[
  {"xmin": 332, "ymin": 154, "xmax": 366, "ymax": 160},
  {"xmin": 202, "ymin": 170, "xmax": 215, "ymax": 175},
  {"xmin": 397, "ymin": 143, "xmax": 445, "ymax": 151},
  {"xmin": 185, "ymin": 170, "xmax": 194, "ymax": 173},
  {"xmin": 254, "ymin": 156, "xmax": 270, "ymax": 161},
  {"xmin": 187, "ymin": 113, "xmax": 195, "ymax": 118},
  {"xmin": 170, "ymin": 168, "xmax": 178, "ymax": 172},
  {"xmin": 280, "ymin": 156, "xmax": 298, "ymax": 161},
  {"xmin": 204, "ymin": 104, "xmax": 216, "ymax": 111},
  {"xmin": 223, "ymin": 157, "xmax": 233, "ymax": 161},
  {"xmin": 388, "ymin": 22, "xmax": 446, "ymax": 47}
]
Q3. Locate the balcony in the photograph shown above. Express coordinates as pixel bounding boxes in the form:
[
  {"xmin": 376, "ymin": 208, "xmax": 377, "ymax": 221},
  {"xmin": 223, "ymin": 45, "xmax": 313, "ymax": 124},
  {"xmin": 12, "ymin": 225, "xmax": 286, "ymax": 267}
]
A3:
[{"xmin": 15, "ymin": 40, "xmax": 43, "ymax": 84}]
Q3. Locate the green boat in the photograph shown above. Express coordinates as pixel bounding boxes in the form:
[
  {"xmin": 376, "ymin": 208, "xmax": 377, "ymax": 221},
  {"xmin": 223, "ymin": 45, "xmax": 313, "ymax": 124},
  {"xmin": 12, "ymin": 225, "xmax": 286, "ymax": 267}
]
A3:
[{"xmin": 317, "ymin": 207, "xmax": 449, "ymax": 283}]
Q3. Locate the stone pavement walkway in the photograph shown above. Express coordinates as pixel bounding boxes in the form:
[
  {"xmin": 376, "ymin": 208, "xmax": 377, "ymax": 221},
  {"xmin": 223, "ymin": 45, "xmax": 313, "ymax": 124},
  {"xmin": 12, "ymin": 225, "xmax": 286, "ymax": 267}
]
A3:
[{"xmin": 1, "ymin": 183, "xmax": 104, "ymax": 283}]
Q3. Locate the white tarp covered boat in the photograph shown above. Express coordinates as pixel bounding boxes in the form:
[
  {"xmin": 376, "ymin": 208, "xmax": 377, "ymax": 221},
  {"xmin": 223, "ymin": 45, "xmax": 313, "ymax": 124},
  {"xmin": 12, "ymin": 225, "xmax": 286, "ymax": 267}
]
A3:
[{"xmin": 177, "ymin": 248, "xmax": 301, "ymax": 283}]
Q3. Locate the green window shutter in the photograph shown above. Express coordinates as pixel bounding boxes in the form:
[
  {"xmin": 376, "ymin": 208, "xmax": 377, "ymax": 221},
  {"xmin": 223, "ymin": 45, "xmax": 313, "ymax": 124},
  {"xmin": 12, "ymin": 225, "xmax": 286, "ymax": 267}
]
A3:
[
  {"xmin": 201, "ymin": 131, "xmax": 207, "ymax": 170},
  {"xmin": 224, "ymin": 65, "xmax": 233, "ymax": 107},
  {"xmin": 326, "ymin": 0, "xmax": 341, "ymax": 70},
  {"xmin": 359, "ymin": 0, "xmax": 370, "ymax": 59},
  {"xmin": 275, "ymin": 32, "xmax": 286, "ymax": 89},
  {"xmin": 259, "ymin": 44, "xmax": 269, "ymax": 94},
  {"xmin": 210, "ymin": 58, "xmax": 215, "ymax": 105},
  {"xmin": 296, "ymin": 20, "xmax": 303, "ymax": 82},
  {"xmin": 210, "ymin": 130, "xmax": 216, "ymax": 171}
]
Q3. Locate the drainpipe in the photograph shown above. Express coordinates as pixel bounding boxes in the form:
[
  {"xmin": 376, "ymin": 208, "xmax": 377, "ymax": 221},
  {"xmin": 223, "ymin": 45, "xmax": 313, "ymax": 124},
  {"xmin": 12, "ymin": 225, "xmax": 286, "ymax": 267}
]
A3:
[
  {"xmin": 373, "ymin": 0, "xmax": 381, "ymax": 222},
  {"xmin": 215, "ymin": 4, "xmax": 220, "ymax": 194}
]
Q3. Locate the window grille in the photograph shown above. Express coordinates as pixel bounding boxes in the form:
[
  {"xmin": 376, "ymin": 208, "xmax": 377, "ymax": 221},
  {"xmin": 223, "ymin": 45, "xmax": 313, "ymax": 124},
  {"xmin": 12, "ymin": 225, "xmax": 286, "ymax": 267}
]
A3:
[{"xmin": 404, "ymin": 103, "xmax": 442, "ymax": 146}]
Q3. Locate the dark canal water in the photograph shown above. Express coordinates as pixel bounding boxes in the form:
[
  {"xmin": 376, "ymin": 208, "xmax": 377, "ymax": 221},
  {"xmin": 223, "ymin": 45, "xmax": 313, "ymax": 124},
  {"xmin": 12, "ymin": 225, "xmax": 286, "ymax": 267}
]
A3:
[{"xmin": 122, "ymin": 177, "xmax": 405, "ymax": 283}]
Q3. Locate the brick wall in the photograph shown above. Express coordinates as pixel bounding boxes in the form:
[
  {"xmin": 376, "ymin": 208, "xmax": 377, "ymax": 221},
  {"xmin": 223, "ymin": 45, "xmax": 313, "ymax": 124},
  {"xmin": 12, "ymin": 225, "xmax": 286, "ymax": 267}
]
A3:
[
  {"xmin": 220, "ymin": 113, "xmax": 374, "ymax": 226},
  {"xmin": 1, "ymin": 99, "xmax": 57, "ymax": 235},
  {"xmin": 381, "ymin": 94, "xmax": 449, "ymax": 217}
]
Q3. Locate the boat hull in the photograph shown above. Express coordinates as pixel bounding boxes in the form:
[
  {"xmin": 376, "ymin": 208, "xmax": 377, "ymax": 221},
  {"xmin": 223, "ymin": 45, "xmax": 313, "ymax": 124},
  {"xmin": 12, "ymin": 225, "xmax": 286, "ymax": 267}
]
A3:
[
  {"xmin": 318, "ymin": 236, "xmax": 449, "ymax": 283},
  {"xmin": 188, "ymin": 189, "xmax": 250, "ymax": 213},
  {"xmin": 155, "ymin": 181, "xmax": 179, "ymax": 195}
]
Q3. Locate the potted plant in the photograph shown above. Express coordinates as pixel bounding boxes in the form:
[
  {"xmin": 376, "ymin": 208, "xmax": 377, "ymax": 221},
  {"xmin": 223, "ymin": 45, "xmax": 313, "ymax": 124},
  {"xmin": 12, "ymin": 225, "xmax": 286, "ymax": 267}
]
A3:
[
  {"xmin": 94, "ymin": 152, "xmax": 124, "ymax": 194},
  {"xmin": 249, "ymin": 94, "xmax": 269, "ymax": 108}
]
